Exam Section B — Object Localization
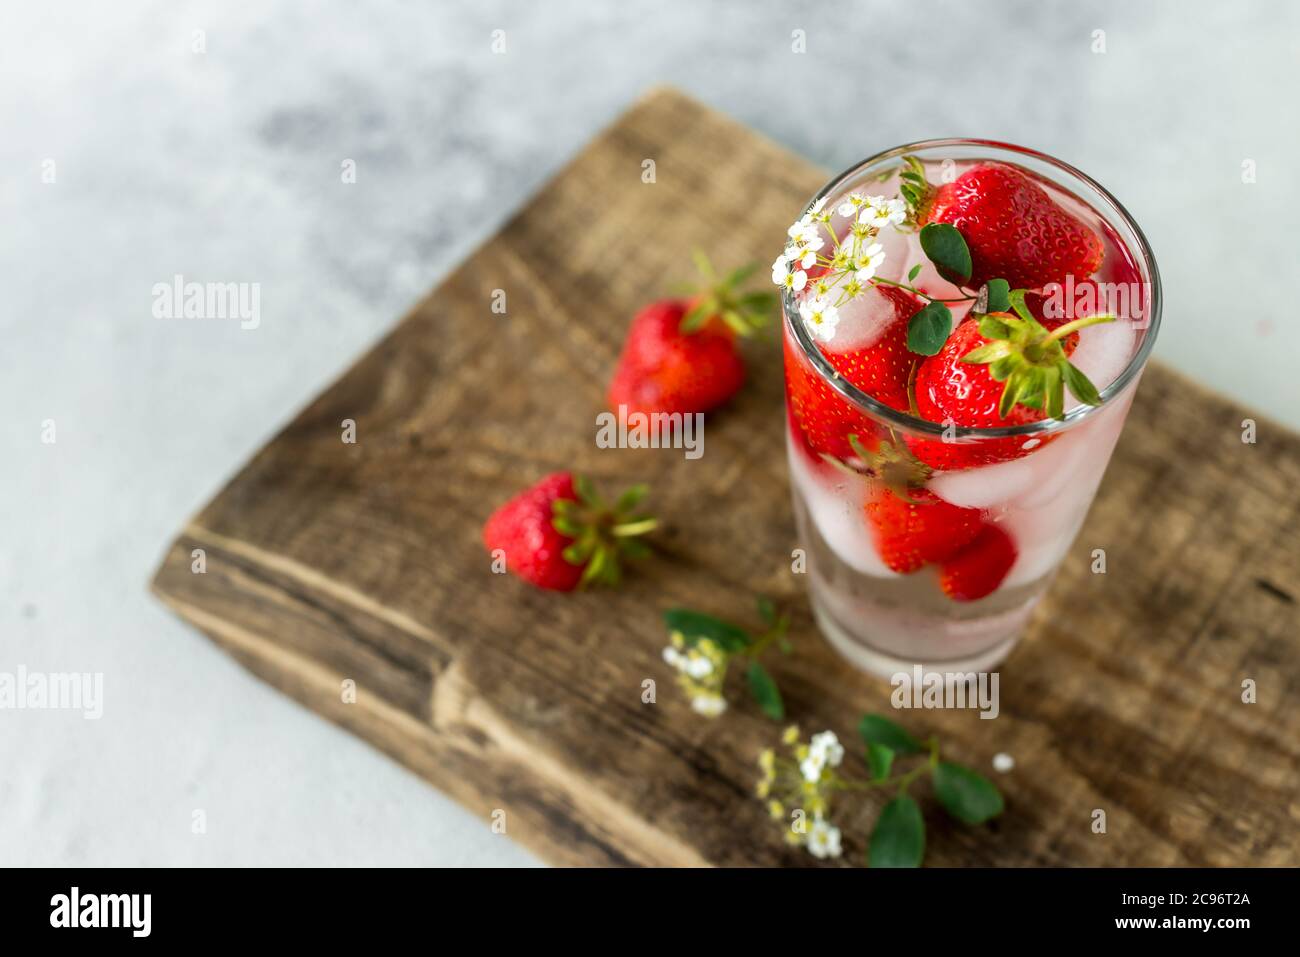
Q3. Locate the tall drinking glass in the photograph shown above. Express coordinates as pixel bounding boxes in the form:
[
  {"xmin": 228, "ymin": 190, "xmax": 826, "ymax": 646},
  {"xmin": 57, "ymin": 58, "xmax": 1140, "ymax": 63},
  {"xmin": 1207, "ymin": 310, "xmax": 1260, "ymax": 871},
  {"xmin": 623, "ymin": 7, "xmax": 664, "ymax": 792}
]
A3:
[{"xmin": 780, "ymin": 140, "xmax": 1161, "ymax": 676}]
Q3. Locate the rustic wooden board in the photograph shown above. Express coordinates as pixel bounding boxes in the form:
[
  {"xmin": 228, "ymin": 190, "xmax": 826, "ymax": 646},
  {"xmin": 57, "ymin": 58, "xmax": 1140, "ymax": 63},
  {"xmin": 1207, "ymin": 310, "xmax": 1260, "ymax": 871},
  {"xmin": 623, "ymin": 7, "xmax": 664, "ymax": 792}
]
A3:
[{"xmin": 151, "ymin": 88, "xmax": 1300, "ymax": 867}]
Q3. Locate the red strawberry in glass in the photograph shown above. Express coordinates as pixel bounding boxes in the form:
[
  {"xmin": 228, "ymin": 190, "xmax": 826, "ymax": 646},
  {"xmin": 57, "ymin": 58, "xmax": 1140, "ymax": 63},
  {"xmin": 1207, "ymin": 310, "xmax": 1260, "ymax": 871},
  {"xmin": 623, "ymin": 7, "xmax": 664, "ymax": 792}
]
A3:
[{"xmin": 916, "ymin": 161, "xmax": 1104, "ymax": 291}]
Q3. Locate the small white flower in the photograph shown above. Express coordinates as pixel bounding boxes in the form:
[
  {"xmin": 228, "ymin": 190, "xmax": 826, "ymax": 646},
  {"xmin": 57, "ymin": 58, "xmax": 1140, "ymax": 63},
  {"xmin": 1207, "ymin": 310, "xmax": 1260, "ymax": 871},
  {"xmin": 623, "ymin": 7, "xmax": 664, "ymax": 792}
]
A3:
[
  {"xmin": 786, "ymin": 220, "xmax": 821, "ymax": 247},
  {"xmin": 801, "ymin": 196, "xmax": 830, "ymax": 223},
  {"xmin": 836, "ymin": 192, "xmax": 870, "ymax": 218},
  {"xmin": 788, "ymin": 243, "xmax": 819, "ymax": 270},
  {"xmin": 852, "ymin": 242, "xmax": 886, "ymax": 282},
  {"xmin": 772, "ymin": 256, "xmax": 808, "ymax": 292},
  {"xmin": 877, "ymin": 196, "xmax": 907, "ymax": 225},
  {"xmin": 859, "ymin": 195, "xmax": 907, "ymax": 228},
  {"xmin": 807, "ymin": 817, "xmax": 843, "ymax": 859},
  {"xmin": 684, "ymin": 654, "xmax": 714, "ymax": 679},
  {"xmin": 662, "ymin": 647, "xmax": 686, "ymax": 670},
  {"xmin": 808, "ymin": 731, "xmax": 844, "ymax": 768},
  {"xmin": 784, "ymin": 232, "xmax": 824, "ymax": 263},
  {"xmin": 800, "ymin": 751, "xmax": 826, "ymax": 782},
  {"xmin": 798, "ymin": 297, "xmax": 840, "ymax": 343},
  {"xmin": 691, "ymin": 694, "xmax": 727, "ymax": 717}
]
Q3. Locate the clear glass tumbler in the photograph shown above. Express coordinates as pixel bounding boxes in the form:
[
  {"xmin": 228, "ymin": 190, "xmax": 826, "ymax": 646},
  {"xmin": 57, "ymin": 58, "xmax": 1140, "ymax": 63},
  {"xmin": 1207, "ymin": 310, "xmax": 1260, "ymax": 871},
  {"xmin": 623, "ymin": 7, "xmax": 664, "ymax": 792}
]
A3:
[{"xmin": 781, "ymin": 140, "xmax": 1161, "ymax": 677}]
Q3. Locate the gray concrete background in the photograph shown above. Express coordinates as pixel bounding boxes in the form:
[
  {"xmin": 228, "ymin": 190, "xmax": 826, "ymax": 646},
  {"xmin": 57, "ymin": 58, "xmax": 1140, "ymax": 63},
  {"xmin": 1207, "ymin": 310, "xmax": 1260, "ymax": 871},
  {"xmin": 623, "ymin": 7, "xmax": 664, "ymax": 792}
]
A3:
[{"xmin": 2, "ymin": 0, "xmax": 1296, "ymax": 865}]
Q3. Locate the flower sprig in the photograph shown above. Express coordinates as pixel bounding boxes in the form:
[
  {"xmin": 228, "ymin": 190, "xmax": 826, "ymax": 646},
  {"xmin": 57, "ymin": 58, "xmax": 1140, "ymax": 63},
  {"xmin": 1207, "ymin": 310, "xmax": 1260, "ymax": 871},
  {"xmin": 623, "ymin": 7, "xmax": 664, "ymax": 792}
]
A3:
[
  {"xmin": 771, "ymin": 192, "xmax": 908, "ymax": 343},
  {"xmin": 661, "ymin": 598, "xmax": 792, "ymax": 719},
  {"xmin": 757, "ymin": 714, "xmax": 1004, "ymax": 866}
]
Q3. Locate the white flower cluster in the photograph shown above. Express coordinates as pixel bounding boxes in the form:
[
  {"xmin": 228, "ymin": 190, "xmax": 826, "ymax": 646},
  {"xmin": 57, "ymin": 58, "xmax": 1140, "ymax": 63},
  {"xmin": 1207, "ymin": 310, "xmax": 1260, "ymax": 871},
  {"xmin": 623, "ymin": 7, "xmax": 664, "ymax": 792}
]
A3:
[
  {"xmin": 773, "ymin": 191, "xmax": 907, "ymax": 345},
  {"xmin": 759, "ymin": 726, "xmax": 846, "ymax": 860},
  {"xmin": 662, "ymin": 634, "xmax": 727, "ymax": 717},
  {"xmin": 799, "ymin": 730, "xmax": 845, "ymax": 782},
  {"xmin": 806, "ymin": 815, "xmax": 843, "ymax": 860}
]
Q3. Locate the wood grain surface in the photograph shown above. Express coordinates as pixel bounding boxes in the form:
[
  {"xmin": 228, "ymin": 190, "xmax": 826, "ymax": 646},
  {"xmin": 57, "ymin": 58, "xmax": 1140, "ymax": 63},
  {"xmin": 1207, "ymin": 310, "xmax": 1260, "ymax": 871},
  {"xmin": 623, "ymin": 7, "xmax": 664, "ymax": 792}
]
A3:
[{"xmin": 151, "ymin": 87, "xmax": 1300, "ymax": 867}]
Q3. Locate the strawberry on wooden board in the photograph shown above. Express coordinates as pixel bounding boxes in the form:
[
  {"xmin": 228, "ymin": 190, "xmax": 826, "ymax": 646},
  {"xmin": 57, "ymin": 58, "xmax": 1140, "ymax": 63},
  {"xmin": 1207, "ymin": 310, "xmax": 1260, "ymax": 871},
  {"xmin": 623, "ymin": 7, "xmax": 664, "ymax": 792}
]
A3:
[
  {"xmin": 607, "ymin": 255, "xmax": 776, "ymax": 417},
  {"xmin": 607, "ymin": 300, "xmax": 744, "ymax": 417},
  {"xmin": 913, "ymin": 161, "xmax": 1103, "ymax": 291},
  {"xmin": 783, "ymin": 285, "xmax": 919, "ymax": 460},
  {"xmin": 864, "ymin": 486, "xmax": 983, "ymax": 575},
  {"xmin": 939, "ymin": 523, "xmax": 1018, "ymax": 602},
  {"xmin": 482, "ymin": 472, "xmax": 656, "ymax": 591}
]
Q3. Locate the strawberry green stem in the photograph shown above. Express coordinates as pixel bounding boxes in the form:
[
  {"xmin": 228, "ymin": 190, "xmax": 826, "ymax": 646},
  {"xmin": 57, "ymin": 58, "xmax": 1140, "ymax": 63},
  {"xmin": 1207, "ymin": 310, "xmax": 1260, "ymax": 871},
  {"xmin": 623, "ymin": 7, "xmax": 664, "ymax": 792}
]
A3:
[
  {"xmin": 611, "ymin": 518, "xmax": 658, "ymax": 536},
  {"xmin": 1041, "ymin": 313, "xmax": 1116, "ymax": 345}
]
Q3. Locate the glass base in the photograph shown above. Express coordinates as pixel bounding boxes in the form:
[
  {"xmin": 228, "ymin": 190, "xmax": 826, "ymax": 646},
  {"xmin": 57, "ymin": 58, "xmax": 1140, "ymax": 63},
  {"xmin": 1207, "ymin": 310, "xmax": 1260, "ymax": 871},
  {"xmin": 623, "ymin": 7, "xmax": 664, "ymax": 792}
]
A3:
[{"xmin": 809, "ymin": 590, "xmax": 1022, "ymax": 679}]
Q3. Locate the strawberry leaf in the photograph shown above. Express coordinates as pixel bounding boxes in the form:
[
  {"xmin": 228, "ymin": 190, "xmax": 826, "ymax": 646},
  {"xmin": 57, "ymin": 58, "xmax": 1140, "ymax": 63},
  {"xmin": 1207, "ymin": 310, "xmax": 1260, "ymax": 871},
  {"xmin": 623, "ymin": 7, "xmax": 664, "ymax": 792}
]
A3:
[
  {"xmin": 960, "ymin": 340, "xmax": 1013, "ymax": 365},
  {"xmin": 998, "ymin": 375, "xmax": 1019, "ymax": 418},
  {"xmin": 906, "ymin": 301, "xmax": 953, "ymax": 356},
  {"xmin": 614, "ymin": 484, "xmax": 648, "ymax": 511},
  {"xmin": 977, "ymin": 315, "xmax": 1013, "ymax": 340},
  {"xmin": 1062, "ymin": 360, "xmax": 1102, "ymax": 406},
  {"xmin": 725, "ymin": 262, "xmax": 758, "ymax": 287},
  {"xmin": 919, "ymin": 222, "xmax": 972, "ymax": 285},
  {"xmin": 678, "ymin": 298, "xmax": 714, "ymax": 333},
  {"xmin": 1046, "ymin": 365, "xmax": 1065, "ymax": 419}
]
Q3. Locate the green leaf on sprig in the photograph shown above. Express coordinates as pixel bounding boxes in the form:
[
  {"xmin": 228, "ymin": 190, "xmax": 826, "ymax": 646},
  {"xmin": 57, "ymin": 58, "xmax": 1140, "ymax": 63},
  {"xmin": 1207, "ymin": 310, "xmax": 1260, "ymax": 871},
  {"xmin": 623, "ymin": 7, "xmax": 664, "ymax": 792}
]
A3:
[
  {"xmin": 866, "ymin": 742, "xmax": 895, "ymax": 781},
  {"xmin": 756, "ymin": 596, "xmax": 777, "ymax": 626},
  {"xmin": 746, "ymin": 662, "xmax": 785, "ymax": 720},
  {"xmin": 663, "ymin": 608, "xmax": 751, "ymax": 653},
  {"xmin": 858, "ymin": 714, "xmax": 923, "ymax": 755},
  {"xmin": 869, "ymin": 795, "xmax": 926, "ymax": 868},
  {"xmin": 907, "ymin": 263, "xmax": 923, "ymax": 282},
  {"xmin": 906, "ymin": 301, "xmax": 953, "ymax": 356},
  {"xmin": 918, "ymin": 222, "xmax": 972, "ymax": 285},
  {"xmin": 932, "ymin": 761, "xmax": 1004, "ymax": 825},
  {"xmin": 983, "ymin": 278, "xmax": 1010, "ymax": 315}
]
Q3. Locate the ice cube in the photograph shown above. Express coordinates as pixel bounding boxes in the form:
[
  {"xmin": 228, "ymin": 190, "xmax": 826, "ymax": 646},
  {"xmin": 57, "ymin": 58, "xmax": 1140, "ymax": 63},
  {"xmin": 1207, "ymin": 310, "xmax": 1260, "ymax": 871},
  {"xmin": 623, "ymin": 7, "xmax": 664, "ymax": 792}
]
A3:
[
  {"xmin": 928, "ymin": 455, "xmax": 1038, "ymax": 509},
  {"xmin": 1064, "ymin": 320, "xmax": 1137, "ymax": 409},
  {"xmin": 819, "ymin": 284, "xmax": 903, "ymax": 353},
  {"xmin": 1001, "ymin": 495, "xmax": 1092, "ymax": 588},
  {"xmin": 786, "ymin": 433, "xmax": 899, "ymax": 578}
]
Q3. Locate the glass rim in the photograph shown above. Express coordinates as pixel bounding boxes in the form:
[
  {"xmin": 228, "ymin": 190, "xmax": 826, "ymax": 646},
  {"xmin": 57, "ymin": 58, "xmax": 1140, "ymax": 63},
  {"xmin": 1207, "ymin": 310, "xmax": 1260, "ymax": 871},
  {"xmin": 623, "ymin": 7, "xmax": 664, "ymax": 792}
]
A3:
[{"xmin": 782, "ymin": 137, "xmax": 1163, "ymax": 440}]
